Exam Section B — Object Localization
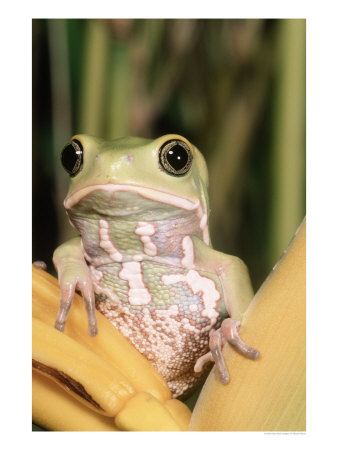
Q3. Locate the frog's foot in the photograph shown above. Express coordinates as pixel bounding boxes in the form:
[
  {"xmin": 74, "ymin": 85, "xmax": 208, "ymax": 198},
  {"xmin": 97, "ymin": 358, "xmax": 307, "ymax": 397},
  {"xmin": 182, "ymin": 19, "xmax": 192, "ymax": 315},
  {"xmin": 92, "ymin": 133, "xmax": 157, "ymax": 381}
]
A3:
[
  {"xmin": 194, "ymin": 318, "xmax": 259, "ymax": 384},
  {"xmin": 33, "ymin": 260, "xmax": 47, "ymax": 270},
  {"xmin": 54, "ymin": 268, "xmax": 98, "ymax": 337}
]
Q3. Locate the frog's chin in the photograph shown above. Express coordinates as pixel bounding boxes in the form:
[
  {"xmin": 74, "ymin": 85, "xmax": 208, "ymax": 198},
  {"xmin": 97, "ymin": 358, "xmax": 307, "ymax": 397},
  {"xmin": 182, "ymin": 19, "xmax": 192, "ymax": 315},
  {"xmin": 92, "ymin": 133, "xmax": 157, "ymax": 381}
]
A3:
[
  {"xmin": 64, "ymin": 183, "xmax": 202, "ymax": 214},
  {"xmin": 65, "ymin": 183, "xmax": 210, "ymax": 245}
]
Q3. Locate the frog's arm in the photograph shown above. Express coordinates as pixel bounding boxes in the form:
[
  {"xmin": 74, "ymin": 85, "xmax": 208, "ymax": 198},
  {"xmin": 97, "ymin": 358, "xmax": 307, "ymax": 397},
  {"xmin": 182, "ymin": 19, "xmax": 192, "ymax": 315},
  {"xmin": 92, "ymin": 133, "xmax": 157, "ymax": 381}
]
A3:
[
  {"xmin": 53, "ymin": 237, "xmax": 97, "ymax": 336},
  {"xmin": 192, "ymin": 237, "xmax": 259, "ymax": 383}
]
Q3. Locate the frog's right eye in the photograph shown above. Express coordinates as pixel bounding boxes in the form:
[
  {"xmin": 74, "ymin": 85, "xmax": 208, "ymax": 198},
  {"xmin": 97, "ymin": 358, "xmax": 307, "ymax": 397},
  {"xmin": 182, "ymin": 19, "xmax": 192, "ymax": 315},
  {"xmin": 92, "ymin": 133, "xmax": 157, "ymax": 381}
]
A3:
[
  {"xmin": 159, "ymin": 139, "xmax": 193, "ymax": 177},
  {"xmin": 61, "ymin": 139, "xmax": 83, "ymax": 176}
]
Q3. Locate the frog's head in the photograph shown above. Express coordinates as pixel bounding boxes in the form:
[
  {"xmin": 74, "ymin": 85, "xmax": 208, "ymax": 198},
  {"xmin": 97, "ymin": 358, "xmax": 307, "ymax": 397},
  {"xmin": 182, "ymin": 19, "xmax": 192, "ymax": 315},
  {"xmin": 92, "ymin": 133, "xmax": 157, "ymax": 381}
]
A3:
[{"xmin": 61, "ymin": 134, "xmax": 210, "ymax": 243}]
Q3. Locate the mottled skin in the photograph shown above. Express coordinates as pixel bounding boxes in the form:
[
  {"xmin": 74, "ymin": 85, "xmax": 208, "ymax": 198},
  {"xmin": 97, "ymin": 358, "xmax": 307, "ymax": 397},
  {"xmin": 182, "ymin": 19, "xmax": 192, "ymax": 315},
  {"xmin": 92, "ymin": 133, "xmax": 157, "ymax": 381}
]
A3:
[{"xmin": 53, "ymin": 134, "xmax": 259, "ymax": 398}]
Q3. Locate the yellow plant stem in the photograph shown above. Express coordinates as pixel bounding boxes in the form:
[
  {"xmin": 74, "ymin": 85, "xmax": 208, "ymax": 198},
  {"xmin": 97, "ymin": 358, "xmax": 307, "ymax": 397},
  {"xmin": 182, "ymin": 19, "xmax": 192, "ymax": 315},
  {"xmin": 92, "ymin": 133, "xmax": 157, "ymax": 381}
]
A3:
[
  {"xmin": 190, "ymin": 218, "xmax": 306, "ymax": 431},
  {"xmin": 115, "ymin": 392, "xmax": 181, "ymax": 431},
  {"xmin": 32, "ymin": 371, "xmax": 119, "ymax": 431},
  {"xmin": 164, "ymin": 399, "xmax": 192, "ymax": 431},
  {"xmin": 33, "ymin": 317, "xmax": 136, "ymax": 416}
]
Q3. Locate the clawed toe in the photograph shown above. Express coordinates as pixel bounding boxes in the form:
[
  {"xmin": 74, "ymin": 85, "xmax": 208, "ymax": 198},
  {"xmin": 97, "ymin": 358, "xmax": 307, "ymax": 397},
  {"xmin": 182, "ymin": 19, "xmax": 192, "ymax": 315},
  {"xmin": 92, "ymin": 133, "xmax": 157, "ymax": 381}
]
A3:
[
  {"xmin": 222, "ymin": 318, "xmax": 260, "ymax": 360},
  {"xmin": 198, "ymin": 318, "xmax": 260, "ymax": 384}
]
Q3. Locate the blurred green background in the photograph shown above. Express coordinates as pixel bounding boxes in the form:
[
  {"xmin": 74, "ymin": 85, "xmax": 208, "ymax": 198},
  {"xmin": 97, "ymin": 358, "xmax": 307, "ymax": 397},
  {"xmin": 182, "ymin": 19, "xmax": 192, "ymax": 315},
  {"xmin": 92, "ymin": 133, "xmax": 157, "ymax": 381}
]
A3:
[{"xmin": 32, "ymin": 18, "xmax": 305, "ymax": 292}]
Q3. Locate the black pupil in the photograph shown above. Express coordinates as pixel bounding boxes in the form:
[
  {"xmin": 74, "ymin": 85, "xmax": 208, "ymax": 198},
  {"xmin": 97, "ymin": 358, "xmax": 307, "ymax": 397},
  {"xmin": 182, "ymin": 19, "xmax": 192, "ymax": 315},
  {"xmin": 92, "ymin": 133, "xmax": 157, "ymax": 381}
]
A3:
[
  {"xmin": 167, "ymin": 144, "xmax": 188, "ymax": 171},
  {"xmin": 61, "ymin": 140, "xmax": 82, "ymax": 175}
]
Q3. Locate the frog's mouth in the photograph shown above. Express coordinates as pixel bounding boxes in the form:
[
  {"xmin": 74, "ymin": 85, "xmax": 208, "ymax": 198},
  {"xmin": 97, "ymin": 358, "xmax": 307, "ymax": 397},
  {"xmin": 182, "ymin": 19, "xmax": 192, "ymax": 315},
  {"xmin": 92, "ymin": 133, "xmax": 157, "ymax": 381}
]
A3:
[
  {"xmin": 64, "ymin": 183, "xmax": 209, "ymax": 244},
  {"xmin": 65, "ymin": 183, "xmax": 201, "ymax": 213}
]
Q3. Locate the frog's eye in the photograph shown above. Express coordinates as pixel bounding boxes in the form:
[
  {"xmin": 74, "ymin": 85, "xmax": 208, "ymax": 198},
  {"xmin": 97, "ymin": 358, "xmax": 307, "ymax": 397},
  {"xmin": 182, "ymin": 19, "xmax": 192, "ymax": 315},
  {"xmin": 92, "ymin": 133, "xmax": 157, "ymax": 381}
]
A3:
[
  {"xmin": 159, "ymin": 139, "xmax": 193, "ymax": 176},
  {"xmin": 61, "ymin": 139, "xmax": 83, "ymax": 177}
]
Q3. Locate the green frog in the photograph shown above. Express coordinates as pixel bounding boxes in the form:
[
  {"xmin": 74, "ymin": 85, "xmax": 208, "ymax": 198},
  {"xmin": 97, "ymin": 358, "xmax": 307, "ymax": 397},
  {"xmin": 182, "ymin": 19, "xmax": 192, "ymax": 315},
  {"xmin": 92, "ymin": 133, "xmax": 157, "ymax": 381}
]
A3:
[{"xmin": 53, "ymin": 134, "xmax": 259, "ymax": 398}]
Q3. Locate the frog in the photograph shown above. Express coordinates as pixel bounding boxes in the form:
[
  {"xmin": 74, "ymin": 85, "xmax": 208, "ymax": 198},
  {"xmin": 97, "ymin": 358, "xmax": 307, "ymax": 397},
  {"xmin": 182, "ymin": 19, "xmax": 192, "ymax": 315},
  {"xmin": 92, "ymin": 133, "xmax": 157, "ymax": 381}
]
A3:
[{"xmin": 53, "ymin": 133, "xmax": 259, "ymax": 398}]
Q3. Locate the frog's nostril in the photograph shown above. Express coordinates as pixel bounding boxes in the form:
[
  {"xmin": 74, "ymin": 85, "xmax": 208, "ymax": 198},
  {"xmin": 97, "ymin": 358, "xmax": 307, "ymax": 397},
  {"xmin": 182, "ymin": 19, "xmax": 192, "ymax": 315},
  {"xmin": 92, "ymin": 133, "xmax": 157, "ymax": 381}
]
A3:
[{"xmin": 126, "ymin": 154, "xmax": 134, "ymax": 164}]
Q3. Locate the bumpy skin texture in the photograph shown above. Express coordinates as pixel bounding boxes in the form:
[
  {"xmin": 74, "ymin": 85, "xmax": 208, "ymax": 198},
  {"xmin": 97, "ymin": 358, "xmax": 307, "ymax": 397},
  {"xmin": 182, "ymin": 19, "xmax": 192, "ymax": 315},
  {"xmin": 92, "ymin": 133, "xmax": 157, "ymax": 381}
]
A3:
[{"xmin": 54, "ymin": 134, "xmax": 258, "ymax": 398}]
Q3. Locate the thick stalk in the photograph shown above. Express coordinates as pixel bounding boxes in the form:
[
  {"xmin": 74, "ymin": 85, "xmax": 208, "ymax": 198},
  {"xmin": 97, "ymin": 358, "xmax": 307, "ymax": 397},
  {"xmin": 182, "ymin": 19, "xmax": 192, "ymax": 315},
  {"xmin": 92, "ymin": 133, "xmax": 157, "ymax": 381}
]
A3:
[{"xmin": 190, "ymin": 218, "xmax": 306, "ymax": 431}]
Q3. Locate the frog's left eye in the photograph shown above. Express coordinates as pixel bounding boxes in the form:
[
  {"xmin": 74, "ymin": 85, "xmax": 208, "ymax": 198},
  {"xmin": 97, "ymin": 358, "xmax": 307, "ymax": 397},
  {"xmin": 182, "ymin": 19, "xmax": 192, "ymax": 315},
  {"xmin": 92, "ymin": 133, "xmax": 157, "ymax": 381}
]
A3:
[
  {"xmin": 159, "ymin": 139, "xmax": 193, "ymax": 177},
  {"xmin": 61, "ymin": 139, "xmax": 83, "ymax": 177}
]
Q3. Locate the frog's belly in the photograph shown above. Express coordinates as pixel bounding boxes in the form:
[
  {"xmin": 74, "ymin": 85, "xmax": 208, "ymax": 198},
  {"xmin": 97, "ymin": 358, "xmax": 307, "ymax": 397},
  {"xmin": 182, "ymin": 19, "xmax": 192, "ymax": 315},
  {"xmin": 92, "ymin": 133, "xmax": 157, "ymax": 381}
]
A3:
[{"xmin": 92, "ymin": 261, "xmax": 226, "ymax": 397}]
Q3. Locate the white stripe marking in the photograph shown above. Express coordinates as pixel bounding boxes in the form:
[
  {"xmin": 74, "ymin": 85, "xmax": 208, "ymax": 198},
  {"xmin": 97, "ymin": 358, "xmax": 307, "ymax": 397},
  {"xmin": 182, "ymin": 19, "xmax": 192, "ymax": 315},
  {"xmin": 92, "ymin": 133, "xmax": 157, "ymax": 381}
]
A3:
[
  {"xmin": 119, "ymin": 261, "xmax": 152, "ymax": 305},
  {"xmin": 135, "ymin": 221, "xmax": 158, "ymax": 257},
  {"xmin": 99, "ymin": 219, "xmax": 123, "ymax": 262},
  {"xmin": 162, "ymin": 269, "xmax": 220, "ymax": 325},
  {"xmin": 181, "ymin": 236, "xmax": 195, "ymax": 268}
]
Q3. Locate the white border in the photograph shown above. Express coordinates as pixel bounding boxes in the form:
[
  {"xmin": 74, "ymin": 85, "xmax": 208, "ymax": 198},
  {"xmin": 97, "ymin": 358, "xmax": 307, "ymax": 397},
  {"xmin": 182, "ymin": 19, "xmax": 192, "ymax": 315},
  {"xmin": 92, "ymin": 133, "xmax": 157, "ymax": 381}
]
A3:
[{"xmin": 1, "ymin": 1, "xmax": 337, "ymax": 448}]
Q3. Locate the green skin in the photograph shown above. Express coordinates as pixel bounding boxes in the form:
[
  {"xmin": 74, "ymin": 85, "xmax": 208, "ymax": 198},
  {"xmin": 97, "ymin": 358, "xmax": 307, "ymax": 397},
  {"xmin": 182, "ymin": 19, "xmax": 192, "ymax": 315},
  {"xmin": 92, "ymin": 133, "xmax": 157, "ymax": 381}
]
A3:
[{"xmin": 53, "ymin": 134, "xmax": 259, "ymax": 398}]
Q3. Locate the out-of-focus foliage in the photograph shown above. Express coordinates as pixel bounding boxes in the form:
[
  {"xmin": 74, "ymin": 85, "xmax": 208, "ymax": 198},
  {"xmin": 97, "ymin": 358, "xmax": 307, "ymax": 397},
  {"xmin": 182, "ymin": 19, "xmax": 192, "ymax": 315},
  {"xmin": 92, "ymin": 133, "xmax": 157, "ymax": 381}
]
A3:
[{"xmin": 32, "ymin": 18, "xmax": 305, "ymax": 290}]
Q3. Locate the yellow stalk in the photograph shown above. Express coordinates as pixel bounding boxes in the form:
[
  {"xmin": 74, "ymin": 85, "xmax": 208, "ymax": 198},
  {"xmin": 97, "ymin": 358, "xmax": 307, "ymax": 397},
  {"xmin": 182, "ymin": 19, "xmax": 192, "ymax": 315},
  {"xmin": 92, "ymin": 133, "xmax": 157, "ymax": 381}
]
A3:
[
  {"xmin": 32, "ymin": 371, "xmax": 119, "ymax": 431},
  {"xmin": 164, "ymin": 399, "xmax": 192, "ymax": 431},
  {"xmin": 190, "ymin": 218, "xmax": 306, "ymax": 431},
  {"xmin": 115, "ymin": 392, "xmax": 181, "ymax": 431},
  {"xmin": 33, "ymin": 317, "xmax": 136, "ymax": 416}
]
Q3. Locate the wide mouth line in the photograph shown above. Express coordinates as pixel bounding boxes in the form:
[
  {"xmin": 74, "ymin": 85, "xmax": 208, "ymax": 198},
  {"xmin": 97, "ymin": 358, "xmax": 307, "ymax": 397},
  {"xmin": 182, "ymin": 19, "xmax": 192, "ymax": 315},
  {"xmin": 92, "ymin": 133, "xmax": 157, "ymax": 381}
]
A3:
[{"xmin": 64, "ymin": 183, "xmax": 202, "ymax": 213}]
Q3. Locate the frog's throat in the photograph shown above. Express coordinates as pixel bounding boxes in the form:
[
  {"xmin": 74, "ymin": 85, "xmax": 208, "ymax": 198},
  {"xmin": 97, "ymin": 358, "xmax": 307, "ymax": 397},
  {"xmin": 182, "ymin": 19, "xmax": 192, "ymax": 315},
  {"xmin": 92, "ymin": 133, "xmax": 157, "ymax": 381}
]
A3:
[{"xmin": 64, "ymin": 183, "xmax": 210, "ymax": 244}]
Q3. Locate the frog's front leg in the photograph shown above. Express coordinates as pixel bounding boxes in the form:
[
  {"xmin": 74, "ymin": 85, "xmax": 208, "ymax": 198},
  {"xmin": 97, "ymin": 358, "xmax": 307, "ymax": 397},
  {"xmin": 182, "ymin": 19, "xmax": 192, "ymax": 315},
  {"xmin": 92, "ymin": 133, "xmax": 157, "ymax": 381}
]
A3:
[
  {"xmin": 192, "ymin": 237, "xmax": 259, "ymax": 383},
  {"xmin": 53, "ymin": 237, "xmax": 97, "ymax": 336}
]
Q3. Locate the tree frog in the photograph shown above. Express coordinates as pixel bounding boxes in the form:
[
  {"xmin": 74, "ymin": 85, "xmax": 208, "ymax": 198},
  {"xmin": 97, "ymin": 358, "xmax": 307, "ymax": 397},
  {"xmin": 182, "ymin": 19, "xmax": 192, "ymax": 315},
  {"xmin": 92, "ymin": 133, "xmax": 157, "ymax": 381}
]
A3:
[{"xmin": 53, "ymin": 134, "xmax": 259, "ymax": 398}]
